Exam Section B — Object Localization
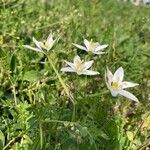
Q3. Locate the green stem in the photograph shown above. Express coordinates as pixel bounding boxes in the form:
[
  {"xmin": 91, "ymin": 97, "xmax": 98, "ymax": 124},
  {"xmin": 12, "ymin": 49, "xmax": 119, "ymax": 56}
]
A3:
[
  {"xmin": 39, "ymin": 123, "xmax": 43, "ymax": 149},
  {"xmin": 13, "ymin": 86, "xmax": 17, "ymax": 105},
  {"xmin": 2, "ymin": 0, "xmax": 6, "ymax": 10},
  {"xmin": 42, "ymin": 119, "xmax": 75, "ymax": 124},
  {"xmin": 46, "ymin": 54, "xmax": 75, "ymax": 121}
]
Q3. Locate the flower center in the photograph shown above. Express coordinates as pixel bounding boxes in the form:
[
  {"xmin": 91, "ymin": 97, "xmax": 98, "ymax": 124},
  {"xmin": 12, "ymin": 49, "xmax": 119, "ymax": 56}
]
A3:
[
  {"xmin": 89, "ymin": 42, "xmax": 99, "ymax": 51},
  {"xmin": 43, "ymin": 41, "xmax": 49, "ymax": 49},
  {"xmin": 44, "ymin": 43, "xmax": 49, "ymax": 49},
  {"xmin": 75, "ymin": 60, "xmax": 84, "ymax": 74},
  {"xmin": 76, "ymin": 60, "xmax": 83, "ymax": 69},
  {"xmin": 111, "ymin": 82, "xmax": 119, "ymax": 89}
]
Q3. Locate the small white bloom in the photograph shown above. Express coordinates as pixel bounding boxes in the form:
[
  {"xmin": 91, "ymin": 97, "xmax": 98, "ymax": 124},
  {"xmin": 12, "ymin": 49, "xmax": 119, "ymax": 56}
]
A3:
[
  {"xmin": 143, "ymin": 0, "xmax": 150, "ymax": 5},
  {"xmin": 23, "ymin": 33, "xmax": 57, "ymax": 53},
  {"xmin": 61, "ymin": 55, "xmax": 99, "ymax": 75},
  {"xmin": 130, "ymin": 0, "xmax": 150, "ymax": 5},
  {"xmin": 72, "ymin": 39, "xmax": 108, "ymax": 55},
  {"xmin": 105, "ymin": 67, "xmax": 139, "ymax": 102}
]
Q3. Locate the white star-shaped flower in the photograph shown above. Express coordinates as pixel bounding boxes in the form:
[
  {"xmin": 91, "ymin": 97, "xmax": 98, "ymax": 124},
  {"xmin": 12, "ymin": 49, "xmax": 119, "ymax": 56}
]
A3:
[
  {"xmin": 72, "ymin": 39, "xmax": 108, "ymax": 55},
  {"xmin": 61, "ymin": 55, "xmax": 100, "ymax": 75},
  {"xmin": 23, "ymin": 33, "xmax": 57, "ymax": 53},
  {"xmin": 105, "ymin": 67, "xmax": 139, "ymax": 102}
]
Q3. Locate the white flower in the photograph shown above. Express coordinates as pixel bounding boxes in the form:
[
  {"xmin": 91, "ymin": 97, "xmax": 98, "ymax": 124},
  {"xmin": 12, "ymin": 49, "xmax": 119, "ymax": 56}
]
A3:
[
  {"xmin": 131, "ymin": 0, "xmax": 150, "ymax": 5},
  {"xmin": 72, "ymin": 39, "xmax": 108, "ymax": 55},
  {"xmin": 105, "ymin": 67, "xmax": 139, "ymax": 102},
  {"xmin": 61, "ymin": 55, "xmax": 100, "ymax": 75},
  {"xmin": 143, "ymin": 0, "xmax": 150, "ymax": 5},
  {"xmin": 131, "ymin": 0, "xmax": 140, "ymax": 5},
  {"xmin": 23, "ymin": 33, "xmax": 57, "ymax": 53}
]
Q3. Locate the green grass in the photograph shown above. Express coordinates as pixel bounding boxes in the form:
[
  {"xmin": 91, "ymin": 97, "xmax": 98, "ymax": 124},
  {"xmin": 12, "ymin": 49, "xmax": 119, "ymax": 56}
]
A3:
[{"xmin": 0, "ymin": 0, "xmax": 150, "ymax": 149}]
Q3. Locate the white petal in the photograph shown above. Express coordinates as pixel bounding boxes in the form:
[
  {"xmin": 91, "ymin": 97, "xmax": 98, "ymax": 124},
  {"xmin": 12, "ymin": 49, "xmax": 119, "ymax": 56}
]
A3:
[
  {"xmin": 23, "ymin": 45, "xmax": 42, "ymax": 52},
  {"xmin": 38, "ymin": 42, "xmax": 44, "ymax": 48},
  {"xmin": 64, "ymin": 60, "xmax": 75, "ymax": 69},
  {"xmin": 82, "ymin": 70, "xmax": 99, "ymax": 75},
  {"xmin": 95, "ymin": 44, "xmax": 108, "ymax": 52},
  {"xmin": 47, "ymin": 34, "xmax": 53, "ymax": 44},
  {"xmin": 73, "ymin": 55, "xmax": 81, "ymax": 64},
  {"xmin": 111, "ymin": 90, "xmax": 119, "ymax": 97},
  {"xmin": 47, "ymin": 42, "xmax": 55, "ymax": 51},
  {"xmin": 84, "ymin": 39, "xmax": 90, "ymax": 49},
  {"xmin": 32, "ymin": 37, "xmax": 42, "ymax": 50},
  {"xmin": 72, "ymin": 43, "xmax": 87, "ymax": 51},
  {"xmin": 61, "ymin": 67, "xmax": 75, "ymax": 72},
  {"xmin": 121, "ymin": 82, "xmax": 139, "ymax": 89},
  {"xmin": 83, "ymin": 60, "xmax": 94, "ymax": 70},
  {"xmin": 106, "ymin": 67, "xmax": 113, "ymax": 84},
  {"xmin": 47, "ymin": 42, "xmax": 54, "ymax": 51},
  {"xmin": 119, "ymin": 90, "xmax": 139, "ymax": 102},
  {"xmin": 105, "ymin": 70, "xmax": 111, "ymax": 90},
  {"xmin": 93, "ymin": 51, "xmax": 106, "ymax": 55},
  {"xmin": 113, "ymin": 67, "xmax": 124, "ymax": 83},
  {"xmin": 46, "ymin": 34, "xmax": 55, "ymax": 50}
]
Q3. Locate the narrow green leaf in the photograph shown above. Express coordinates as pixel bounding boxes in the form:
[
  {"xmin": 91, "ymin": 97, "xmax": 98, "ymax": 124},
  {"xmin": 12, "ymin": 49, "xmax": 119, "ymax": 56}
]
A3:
[
  {"xmin": 10, "ymin": 53, "xmax": 16, "ymax": 75},
  {"xmin": 0, "ymin": 130, "xmax": 5, "ymax": 149}
]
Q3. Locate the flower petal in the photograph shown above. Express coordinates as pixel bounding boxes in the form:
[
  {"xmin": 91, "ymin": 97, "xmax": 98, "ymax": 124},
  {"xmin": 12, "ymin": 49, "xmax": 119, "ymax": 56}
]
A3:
[
  {"xmin": 64, "ymin": 60, "xmax": 75, "ymax": 69},
  {"xmin": 72, "ymin": 43, "xmax": 87, "ymax": 51},
  {"xmin": 119, "ymin": 90, "xmax": 139, "ymax": 102},
  {"xmin": 32, "ymin": 37, "xmax": 42, "ymax": 50},
  {"xmin": 83, "ymin": 60, "xmax": 94, "ymax": 70},
  {"xmin": 82, "ymin": 70, "xmax": 99, "ymax": 75},
  {"xmin": 111, "ymin": 90, "xmax": 119, "ymax": 97},
  {"xmin": 61, "ymin": 67, "xmax": 75, "ymax": 72},
  {"xmin": 105, "ymin": 70, "xmax": 111, "ymax": 90},
  {"xmin": 73, "ymin": 55, "xmax": 81, "ymax": 64},
  {"xmin": 106, "ymin": 67, "xmax": 113, "ymax": 84},
  {"xmin": 113, "ymin": 67, "xmax": 124, "ymax": 83},
  {"xmin": 84, "ymin": 39, "xmax": 90, "ymax": 49},
  {"xmin": 46, "ymin": 34, "xmax": 55, "ymax": 50},
  {"xmin": 95, "ymin": 44, "xmax": 108, "ymax": 52},
  {"xmin": 93, "ymin": 51, "xmax": 106, "ymax": 55},
  {"xmin": 121, "ymin": 81, "xmax": 139, "ymax": 89},
  {"xmin": 23, "ymin": 45, "xmax": 42, "ymax": 52},
  {"xmin": 47, "ymin": 34, "xmax": 53, "ymax": 44}
]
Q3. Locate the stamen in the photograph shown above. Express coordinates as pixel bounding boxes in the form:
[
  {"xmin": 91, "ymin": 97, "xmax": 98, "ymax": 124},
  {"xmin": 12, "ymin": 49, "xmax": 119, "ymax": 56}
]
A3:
[
  {"xmin": 76, "ymin": 60, "xmax": 82, "ymax": 69},
  {"xmin": 89, "ymin": 42, "xmax": 99, "ymax": 51},
  {"xmin": 111, "ymin": 82, "xmax": 119, "ymax": 88}
]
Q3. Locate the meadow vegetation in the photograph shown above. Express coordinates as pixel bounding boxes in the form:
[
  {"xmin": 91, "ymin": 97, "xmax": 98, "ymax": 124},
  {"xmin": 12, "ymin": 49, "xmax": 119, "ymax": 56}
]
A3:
[{"xmin": 0, "ymin": 0, "xmax": 150, "ymax": 149}]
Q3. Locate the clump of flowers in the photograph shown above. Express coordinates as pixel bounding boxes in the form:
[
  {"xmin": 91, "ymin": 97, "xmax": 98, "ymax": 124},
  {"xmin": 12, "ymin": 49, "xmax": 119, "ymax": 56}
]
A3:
[{"xmin": 23, "ymin": 32, "xmax": 139, "ymax": 103}]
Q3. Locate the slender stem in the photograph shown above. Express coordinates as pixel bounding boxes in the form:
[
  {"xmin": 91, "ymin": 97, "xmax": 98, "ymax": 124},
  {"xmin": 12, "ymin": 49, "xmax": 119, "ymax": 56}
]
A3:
[
  {"xmin": 2, "ymin": 0, "xmax": 6, "ymax": 10},
  {"xmin": 72, "ymin": 103, "xmax": 76, "ymax": 122},
  {"xmin": 42, "ymin": 119, "xmax": 75, "ymax": 124},
  {"xmin": 28, "ymin": 90, "xmax": 33, "ymax": 104},
  {"xmin": 46, "ymin": 54, "xmax": 75, "ymax": 121},
  {"xmin": 47, "ymin": 55, "xmax": 69, "ymax": 98},
  {"xmin": 39, "ymin": 123, "xmax": 43, "ymax": 149},
  {"xmin": 12, "ymin": 85, "xmax": 17, "ymax": 105},
  {"xmin": 3, "ymin": 133, "xmax": 23, "ymax": 150}
]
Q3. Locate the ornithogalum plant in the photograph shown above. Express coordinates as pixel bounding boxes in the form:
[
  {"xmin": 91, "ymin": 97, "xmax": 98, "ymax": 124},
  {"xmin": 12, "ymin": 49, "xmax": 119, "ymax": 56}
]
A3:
[
  {"xmin": 23, "ymin": 34, "xmax": 72, "ymax": 98},
  {"xmin": 105, "ymin": 67, "xmax": 139, "ymax": 102},
  {"xmin": 23, "ymin": 33, "xmax": 76, "ymax": 121}
]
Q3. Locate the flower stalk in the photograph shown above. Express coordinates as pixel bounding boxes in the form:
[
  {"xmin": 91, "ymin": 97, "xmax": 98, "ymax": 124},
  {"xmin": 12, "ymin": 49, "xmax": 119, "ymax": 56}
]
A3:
[{"xmin": 46, "ymin": 54, "xmax": 76, "ymax": 121}]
